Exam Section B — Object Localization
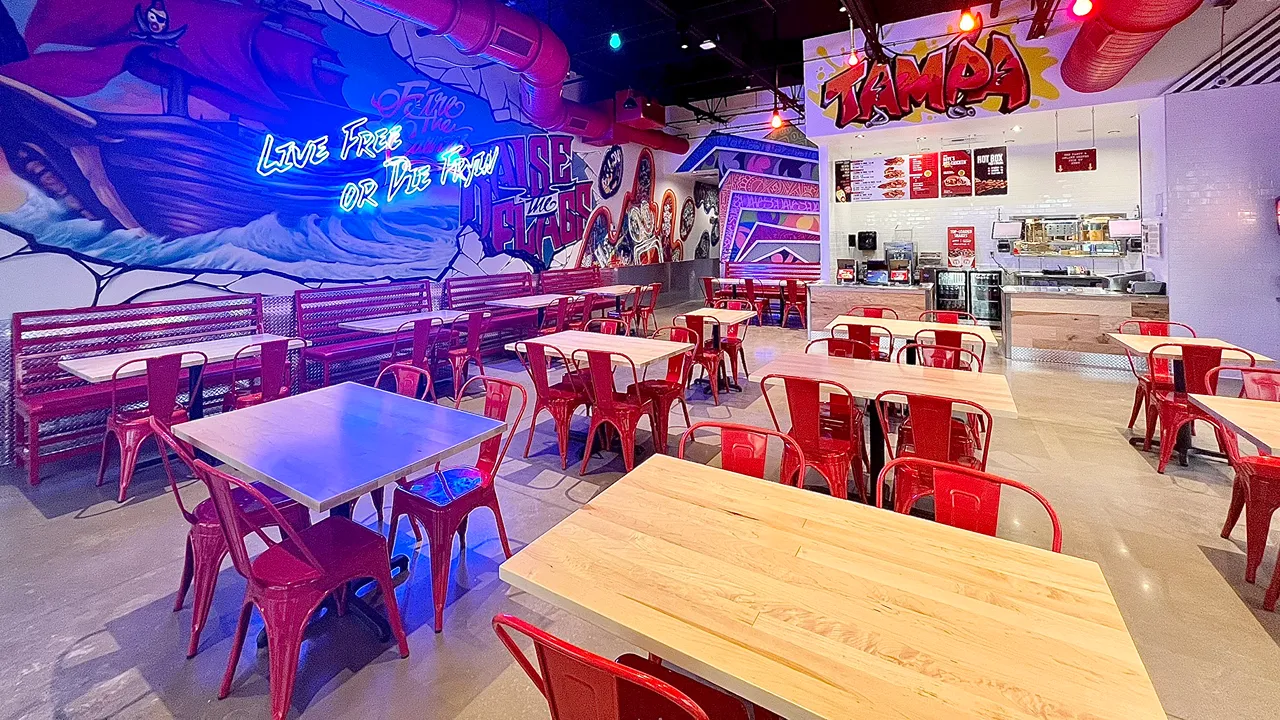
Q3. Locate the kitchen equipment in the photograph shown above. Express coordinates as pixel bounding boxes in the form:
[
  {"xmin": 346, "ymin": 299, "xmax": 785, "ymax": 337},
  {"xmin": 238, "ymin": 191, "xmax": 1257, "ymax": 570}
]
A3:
[
  {"xmin": 884, "ymin": 241, "xmax": 915, "ymax": 285},
  {"xmin": 968, "ymin": 270, "xmax": 1003, "ymax": 326},
  {"xmin": 1104, "ymin": 270, "xmax": 1151, "ymax": 292},
  {"xmin": 935, "ymin": 270, "xmax": 968, "ymax": 311},
  {"xmin": 1129, "ymin": 281, "xmax": 1166, "ymax": 295},
  {"xmin": 836, "ymin": 259, "xmax": 858, "ymax": 284},
  {"xmin": 857, "ymin": 231, "xmax": 877, "ymax": 251},
  {"xmin": 864, "ymin": 260, "xmax": 889, "ymax": 285}
]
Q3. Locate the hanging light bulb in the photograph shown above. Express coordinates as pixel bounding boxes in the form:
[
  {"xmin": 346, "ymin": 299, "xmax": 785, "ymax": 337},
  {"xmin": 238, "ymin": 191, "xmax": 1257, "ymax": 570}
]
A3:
[
  {"xmin": 1070, "ymin": 0, "xmax": 1094, "ymax": 17},
  {"xmin": 847, "ymin": 49, "xmax": 858, "ymax": 66},
  {"xmin": 959, "ymin": 8, "xmax": 976, "ymax": 32},
  {"xmin": 770, "ymin": 109, "xmax": 783, "ymax": 129}
]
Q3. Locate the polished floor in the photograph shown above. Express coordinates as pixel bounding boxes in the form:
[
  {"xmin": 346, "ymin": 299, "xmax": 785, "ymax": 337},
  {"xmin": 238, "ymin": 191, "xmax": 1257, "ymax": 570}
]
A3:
[{"xmin": 1, "ymin": 303, "xmax": 1277, "ymax": 720}]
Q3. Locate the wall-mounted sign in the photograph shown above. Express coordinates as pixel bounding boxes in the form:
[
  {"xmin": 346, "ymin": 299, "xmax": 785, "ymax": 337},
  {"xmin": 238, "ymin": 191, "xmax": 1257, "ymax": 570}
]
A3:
[
  {"xmin": 1056, "ymin": 148, "xmax": 1097, "ymax": 173},
  {"xmin": 909, "ymin": 153, "xmax": 940, "ymax": 199},
  {"xmin": 835, "ymin": 156, "xmax": 907, "ymax": 201},
  {"xmin": 947, "ymin": 226, "xmax": 977, "ymax": 268},
  {"xmin": 973, "ymin": 146, "xmax": 1008, "ymax": 196},
  {"xmin": 834, "ymin": 160, "xmax": 852, "ymax": 202},
  {"xmin": 940, "ymin": 150, "xmax": 974, "ymax": 197}
]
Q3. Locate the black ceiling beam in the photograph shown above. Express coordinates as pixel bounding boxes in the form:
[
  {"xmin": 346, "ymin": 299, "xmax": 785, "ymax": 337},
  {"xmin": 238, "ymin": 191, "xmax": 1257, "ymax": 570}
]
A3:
[
  {"xmin": 677, "ymin": 101, "xmax": 731, "ymax": 124},
  {"xmin": 639, "ymin": 0, "xmax": 803, "ymax": 114},
  {"xmin": 1027, "ymin": 0, "xmax": 1059, "ymax": 39},
  {"xmin": 839, "ymin": 0, "xmax": 889, "ymax": 64}
]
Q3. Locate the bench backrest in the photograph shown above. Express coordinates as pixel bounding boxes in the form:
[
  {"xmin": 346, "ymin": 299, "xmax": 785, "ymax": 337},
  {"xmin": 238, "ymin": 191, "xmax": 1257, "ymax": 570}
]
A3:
[
  {"xmin": 294, "ymin": 281, "xmax": 430, "ymax": 347},
  {"xmin": 540, "ymin": 268, "xmax": 602, "ymax": 294},
  {"xmin": 444, "ymin": 272, "xmax": 534, "ymax": 310},
  {"xmin": 725, "ymin": 262, "xmax": 822, "ymax": 281},
  {"xmin": 11, "ymin": 294, "xmax": 263, "ymax": 398}
]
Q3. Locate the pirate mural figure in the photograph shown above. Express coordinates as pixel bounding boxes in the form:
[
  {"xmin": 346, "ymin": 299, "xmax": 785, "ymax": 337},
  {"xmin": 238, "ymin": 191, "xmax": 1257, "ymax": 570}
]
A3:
[{"xmin": 132, "ymin": 0, "xmax": 187, "ymax": 45}]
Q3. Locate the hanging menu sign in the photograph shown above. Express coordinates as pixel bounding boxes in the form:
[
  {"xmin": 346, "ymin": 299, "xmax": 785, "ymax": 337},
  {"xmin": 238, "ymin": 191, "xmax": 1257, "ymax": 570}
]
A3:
[
  {"xmin": 908, "ymin": 152, "xmax": 939, "ymax": 199},
  {"xmin": 973, "ymin": 146, "xmax": 1008, "ymax": 196},
  {"xmin": 834, "ymin": 160, "xmax": 853, "ymax": 202},
  {"xmin": 947, "ymin": 226, "xmax": 977, "ymax": 268},
  {"xmin": 838, "ymin": 156, "xmax": 908, "ymax": 201},
  {"xmin": 940, "ymin": 150, "xmax": 973, "ymax": 197},
  {"xmin": 1056, "ymin": 148, "xmax": 1097, "ymax": 173}
]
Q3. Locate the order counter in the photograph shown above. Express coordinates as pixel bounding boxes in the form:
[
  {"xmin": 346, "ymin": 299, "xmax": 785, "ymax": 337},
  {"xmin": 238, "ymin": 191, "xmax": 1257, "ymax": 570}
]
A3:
[
  {"xmin": 807, "ymin": 283, "xmax": 934, "ymax": 329},
  {"xmin": 1001, "ymin": 286, "xmax": 1169, "ymax": 368}
]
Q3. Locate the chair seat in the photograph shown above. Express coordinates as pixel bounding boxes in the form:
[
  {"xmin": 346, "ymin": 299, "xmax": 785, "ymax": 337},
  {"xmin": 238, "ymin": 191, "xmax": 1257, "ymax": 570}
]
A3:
[
  {"xmin": 400, "ymin": 467, "xmax": 485, "ymax": 507},
  {"xmin": 194, "ymin": 481, "xmax": 302, "ymax": 526},
  {"xmin": 635, "ymin": 379, "xmax": 683, "ymax": 397},
  {"xmin": 228, "ymin": 385, "xmax": 291, "ymax": 409},
  {"xmin": 252, "ymin": 516, "xmax": 384, "ymax": 588},
  {"xmin": 114, "ymin": 405, "xmax": 188, "ymax": 426}
]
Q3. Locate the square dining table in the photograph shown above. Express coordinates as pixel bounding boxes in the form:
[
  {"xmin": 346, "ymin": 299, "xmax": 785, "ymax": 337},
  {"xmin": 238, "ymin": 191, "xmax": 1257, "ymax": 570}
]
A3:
[
  {"xmin": 577, "ymin": 284, "xmax": 640, "ymax": 316},
  {"xmin": 505, "ymin": 330, "xmax": 692, "ymax": 368},
  {"xmin": 338, "ymin": 309, "xmax": 467, "ymax": 334},
  {"xmin": 173, "ymin": 381, "xmax": 506, "ymax": 639},
  {"xmin": 1190, "ymin": 394, "xmax": 1280, "ymax": 454},
  {"xmin": 500, "ymin": 454, "xmax": 1166, "ymax": 720},
  {"xmin": 488, "ymin": 293, "xmax": 575, "ymax": 328},
  {"xmin": 824, "ymin": 314, "xmax": 999, "ymax": 349}
]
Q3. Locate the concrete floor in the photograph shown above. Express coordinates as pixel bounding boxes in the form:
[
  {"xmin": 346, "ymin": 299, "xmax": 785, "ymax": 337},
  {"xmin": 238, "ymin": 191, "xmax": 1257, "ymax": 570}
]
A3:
[{"xmin": 1, "ymin": 302, "xmax": 1277, "ymax": 719}]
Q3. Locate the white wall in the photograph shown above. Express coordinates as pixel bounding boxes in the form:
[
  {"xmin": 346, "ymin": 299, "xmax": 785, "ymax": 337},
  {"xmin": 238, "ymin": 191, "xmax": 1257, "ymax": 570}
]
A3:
[
  {"xmin": 1163, "ymin": 83, "xmax": 1280, "ymax": 360},
  {"xmin": 828, "ymin": 133, "xmax": 1143, "ymax": 273},
  {"xmin": 1137, "ymin": 98, "xmax": 1168, "ymax": 281}
]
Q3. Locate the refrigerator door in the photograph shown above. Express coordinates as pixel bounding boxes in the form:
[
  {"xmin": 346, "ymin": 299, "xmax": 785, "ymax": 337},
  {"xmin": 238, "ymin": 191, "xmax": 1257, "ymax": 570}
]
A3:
[
  {"xmin": 968, "ymin": 271, "xmax": 1003, "ymax": 325},
  {"xmin": 935, "ymin": 271, "xmax": 968, "ymax": 312}
]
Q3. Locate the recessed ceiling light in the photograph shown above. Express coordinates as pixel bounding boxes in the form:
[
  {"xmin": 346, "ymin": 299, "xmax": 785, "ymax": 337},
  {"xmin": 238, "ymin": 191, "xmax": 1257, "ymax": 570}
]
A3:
[
  {"xmin": 1011, "ymin": 125, "xmax": 1022, "ymax": 133},
  {"xmin": 855, "ymin": 133, "xmax": 866, "ymax": 138},
  {"xmin": 839, "ymin": 4, "xmax": 847, "ymax": 11},
  {"xmin": 680, "ymin": 42, "xmax": 689, "ymax": 49},
  {"xmin": 699, "ymin": 38, "xmax": 717, "ymax": 50}
]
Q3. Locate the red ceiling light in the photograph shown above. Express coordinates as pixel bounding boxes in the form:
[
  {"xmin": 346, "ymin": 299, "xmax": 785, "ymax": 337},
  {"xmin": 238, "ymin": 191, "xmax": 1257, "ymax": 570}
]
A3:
[
  {"xmin": 1071, "ymin": 0, "xmax": 1094, "ymax": 17},
  {"xmin": 959, "ymin": 8, "xmax": 977, "ymax": 31}
]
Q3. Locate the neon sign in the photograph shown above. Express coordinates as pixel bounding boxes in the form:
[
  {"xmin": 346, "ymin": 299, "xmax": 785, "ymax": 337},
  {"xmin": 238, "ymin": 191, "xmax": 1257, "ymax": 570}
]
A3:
[{"xmin": 254, "ymin": 117, "xmax": 499, "ymax": 212}]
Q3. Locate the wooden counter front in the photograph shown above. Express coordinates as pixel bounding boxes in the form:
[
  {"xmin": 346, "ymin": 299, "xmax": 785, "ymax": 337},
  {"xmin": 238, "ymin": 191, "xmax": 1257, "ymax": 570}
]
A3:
[
  {"xmin": 807, "ymin": 283, "xmax": 932, "ymax": 329},
  {"xmin": 1002, "ymin": 288, "xmax": 1168, "ymax": 365}
]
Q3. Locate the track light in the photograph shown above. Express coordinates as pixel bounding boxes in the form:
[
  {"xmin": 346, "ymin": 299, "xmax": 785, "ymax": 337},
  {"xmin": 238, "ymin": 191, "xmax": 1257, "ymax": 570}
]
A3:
[
  {"xmin": 700, "ymin": 38, "xmax": 717, "ymax": 50},
  {"xmin": 959, "ymin": 8, "xmax": 976, "ymax": 32},
  {"xmin": 1070, "ymin": 0, "xmax": 1094, "ymax": 17}
]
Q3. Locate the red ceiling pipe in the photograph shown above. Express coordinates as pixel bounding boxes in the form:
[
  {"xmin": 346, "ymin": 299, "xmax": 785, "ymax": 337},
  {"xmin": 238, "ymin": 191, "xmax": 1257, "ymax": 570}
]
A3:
[
  {"xmin": 1060, "ymin": 0, "xmax": 1204, "ymax": 93},
  {"xmin": 353, "ymin": 0, "xmax": 690, "ymax": 153}
]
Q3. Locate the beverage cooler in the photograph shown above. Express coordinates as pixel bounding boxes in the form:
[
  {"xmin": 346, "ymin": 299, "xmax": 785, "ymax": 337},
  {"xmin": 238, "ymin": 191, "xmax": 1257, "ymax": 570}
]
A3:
[{"xmin": 933, "ymin": 270, "xmax": 1002, "ymax": 326}]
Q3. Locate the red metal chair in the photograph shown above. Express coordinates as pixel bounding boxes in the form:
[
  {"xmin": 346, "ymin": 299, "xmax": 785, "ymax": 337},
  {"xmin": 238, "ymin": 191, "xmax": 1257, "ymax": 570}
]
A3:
[
  {"xmin": 700, "ymin": 276, "xmax": 725, "ymax": 307},
  {"xmin": 805, "ymin": 337, "xmax": 878, "ymax": 360},
  {"xmin": 447, "ymin": 311, "xmax": 489, "ymax": 398},
  {"xmin": 539, "ymin": 296, "xmax": 571, "ymax": 336},
  {"xmin": 576, "ymin": 349, "xmax": 655, "ymax": 473},
  {"xmin": 848, "ymin": 305, "xmax": 898, "ymax": 319},
  {"xmin": 680, "ymin": 314, "xmax": 726, "ymax": 405},
  {"xmin": 780, "ymin": 279, "xmax": 806, "ymax": 329},
  {"xmin": 608, "ymin": 285, "xmax": 646, "ymax": 334},
  {"xmin": 1145, "ymin": 343, "xmax": 1255, "ymax": 473},
  {"xmin": 585, "ymin": 317, "xmax": 627, "ymax": 335},
  {"xmin": 636, "ymin": 282, "xmax": 663, "ymax": 336},
  {"xmin": 801, "ymin": 337, "xmax": 876, "ymax": 442},
  {"xmin": 96, "ymin": 351, "xmax": 206, "ymax": 503},
  {"xmin": 387, "ymin": 374, "xmax": 525, "ymax": 632},
  {"xmin": 896, "ymin": 343, "xmax": 984, "ymax": 372},
  {"xmin": 714, "ymin": 299, "xmax": 755, "ymax": 384},
  {"xmin": 192, "ymin": 457, "xmax": 408, "ymax": 720},
  {"xmin": 151, "ymin": 419, "xmax": 311, "ymax": 658},
  {"xmin": 520, "ymin": 342, "xmax": 592, "ymax": 469},
  {"xmin": 678, "ymin": 421, "xmax": 805, "ymax": 486},
  {"xmin": 761, "ymin": 373, "xmax": 866, "ymax": 501},
  {"xmin": 831, "ymin": 321, "xmax": 892, "ymax": 360},
  {"xmin": 364, "ymin": 363, "xmax": 437, "ymax": 526},
  {"xmin": 383, "ymin": 318, "xmax": 445, "ymax": 375},
  {"xmin": 919, "ymin": 310, "xmax": 977, "ymax": 325},
  {"xmin": 874, "ymin": 390, "xmax": 993, "ymax": 514},
  {"xmin": 638, "ymin": 326, "xmax": 696, "ymax": 455},
  {"xmin": 1119, "ymin": 319, "xmax": 1196, "ymax": 430},
  {"xmin": 742, "ymin": 278, "xmax": 769, "ymax": 324},
  {"xmin": 494, "ymin": 613, "xmax": 747, "ymax": 720},
  {"xmin": 914, "ymin": 328, "xmax": 986, "ymax": 369},
  {"xmin": 566, "ymin": 293, "xmax": 596, "ymax": 330},
  {"xmin": 223, "ymin": 338, "xmax": 296, "ymax": 411},
  {"xmin": 876, "ymin": 457, "xmax": 1063, "ymax": 552}
]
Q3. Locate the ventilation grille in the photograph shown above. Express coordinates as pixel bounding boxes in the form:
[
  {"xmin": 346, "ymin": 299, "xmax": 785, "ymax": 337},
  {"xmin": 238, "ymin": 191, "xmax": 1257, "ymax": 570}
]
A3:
[{"xmin": 1167, "ymin": 6, "xmax": 1280, "ymax": 93}]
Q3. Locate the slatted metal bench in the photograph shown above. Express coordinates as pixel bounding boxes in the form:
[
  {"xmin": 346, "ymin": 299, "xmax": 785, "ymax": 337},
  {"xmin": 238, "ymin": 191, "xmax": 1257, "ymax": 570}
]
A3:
[
  {"xmin": 294, "ymin": 281, "xmax": 430, "ymax": 389},
  {"xmin": 10, "ymin": 294, "xmax": 263, "ymax": 486},
  {"xmin": 539, "ymin": 267, "xmax": 616, "ymax": 312},
  {"xmin": 443, "ymin": 272, "xmax": 538, "ymax": 353}
]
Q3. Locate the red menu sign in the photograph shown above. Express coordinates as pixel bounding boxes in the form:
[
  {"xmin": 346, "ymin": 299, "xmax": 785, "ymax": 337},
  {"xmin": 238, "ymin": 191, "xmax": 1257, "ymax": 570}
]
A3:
[
  {"xmin": 947, "ymin": 226, "xmax": 976, "ymax": 268},
  {"xmin": 1055, "ymin": 148, "xmax": 1097, "ymax": 172},
  {"xmin": 908, "ymin": 153, "xmax": 939, "ymax": 199},
  {"xmin": 940, "ymin": 150, "xmax": 974, "ymax": 197}
]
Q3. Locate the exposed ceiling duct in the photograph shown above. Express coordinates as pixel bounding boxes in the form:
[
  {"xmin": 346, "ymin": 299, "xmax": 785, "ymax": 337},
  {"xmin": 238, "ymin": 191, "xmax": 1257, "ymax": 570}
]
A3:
[
  {"xmin": 352, "ymin": 0, "xmax": 690, "ymax": 153},
  {"xmin": 1060, "ymin": 0, "xmax": 1205, "ymax": 93}
]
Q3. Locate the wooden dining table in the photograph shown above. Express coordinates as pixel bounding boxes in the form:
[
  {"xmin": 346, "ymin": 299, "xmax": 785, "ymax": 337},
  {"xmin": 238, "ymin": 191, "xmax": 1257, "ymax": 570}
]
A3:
[
  {"xmin": 825, "ymin": 314, "xmax": 999, "ymax": 348},
  {"xmin": 338, "ymin": 309, "xmax": 467, "ymax": 334},
  {"xmin": 505, "ymin": 330, "xmax": 692, "ymax": 368},
  {"xmin": 500, "ymin": 454, "xmax": 1166, "ymax": 720},
  {"xmin": 751, "ymin": 352, "xmax": 1018, "ymax": 481},
  {"xmin": 576, "ymin": 284, "xmax": 640, "ymax": 315},
  {"xmin": 1190, "ymin": 394, "xmax": 1280, "ymax": 454},
  {"xmin": 488, "ymin": 293, "xmax": 575, "ymax": 328}
]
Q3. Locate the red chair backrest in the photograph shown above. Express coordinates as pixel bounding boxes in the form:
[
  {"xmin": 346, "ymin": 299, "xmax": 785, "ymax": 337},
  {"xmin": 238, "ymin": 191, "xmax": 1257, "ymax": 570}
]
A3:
[
  {"xmin": 519, "ymin": 341, "xmax": 575, "ymax": 399},
  {"xmin": 576, "ymin": 350, "xmax": 640, "ymax": 413},
  {"xmin": 230, "ymin": 338, "xmax": 294, "ymax": 403},
  {"xmin": 585, "ymin": 318, "xmax": 626, "ymax": 335},
  {"xmin": 151, "ymin": 416, "xmax": 202, "ymax": 526},
  {"xmin": 700, "ymin": 277, "xmax": 716, "ymax": 304},
  {"xmin": 743, "ymin": 278, "xmax": 758, "ymax": 303},
  {"xmin": 877, "ymin": 457, "xmax": 1062, "ymax": 552},
  {"xmin": 805, "ymin": 337, "xmax": 877, "ymax": 360},
  {"xmin": 375, "ymin": 362, "xmax": 436, "ymax": 400},
  {"xmin": 458, "ymin": 311, "xmax": 489, "ymax": 353},
  {"xmin": 572, "ymin": 294, "xmax": 597, "ymax": 325},
  {"xmin": 897, "ymin": 343, "xmax": 983, "ymax": 372},
  {"xmin": 679, "ymin": 314, "xmax": 718, "ymax": 348},
  {"xmin": 1150, "ymin": 343, "xmax": 1254, "ymax": 395},
  {"xmin": 875, "ymin": 390, "xmax": 993, "ymax": 467},
  {"xmin": 1119, "ymin": 319, "xmax": 1196, "ymax": 338},
  {"xmin": 391, "ymin": 318, "xmax": 444, "ymax": 369},
  {"xmin": 650, "ymin": 326, "xmax": 696, "ymax": 383},
  {"xmin": 832, "ymin": 322, "xmax": 891, "ymax": 357},
  {"xmin": 785, "ymin": 278, "xmax": 803, "ymax": 302},
  {"xmin": 493, "ymin": 614, "xmax": 711, "ymax": 720},
  {"xmin": 544, "ymin": 297, "xmax": 570, "ymax": 332},
  {"xmin": 1239, "ymin": 367, "xmax": 1280, "ymax": 401},
  {"xmin": 643, "ymin": 283, "xmax": 662, "ymax": 312},
  {"xmin": 760, "ymin": 373, "xmax": 856, "ymax": 446},
  {"xmin": 455, "ymin": 375, "xmax": 526, "ymax": 484},
  {"xmin": 920, "ymin": 310, "xmax": 975, "ymax": 325},
  {"xmin": 110, "ymin": 351, "xmax": 208, "ymax": 421},
  {"xmin": 914, "ymin": 329, "xmax": 986, "ymax": 365},
  {"xmin": 678, "ymin": 421, "xmax": 805, "ymax": 486},
  {"xmin": 848, "ymin": 306, "xmax": 897, "ymax": 319}
]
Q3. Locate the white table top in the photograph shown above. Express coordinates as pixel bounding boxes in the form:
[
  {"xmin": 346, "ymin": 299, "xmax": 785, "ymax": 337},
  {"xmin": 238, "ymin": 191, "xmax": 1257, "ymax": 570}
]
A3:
[
  {"xmin": 488, "ymin": 293, "xmax": 574, "ymax": 309},
  {"xmin": 1190, "ymin": 394, "xmax": 1280, "ymax": 454},
  {"xmin": 338, "ymin": 310, "xmax": 466, "ymax": 335},
  {"xmin": 172, "ymin": 382, "xmax": 506, "ymax": 512},
  {"xmin": 680, "ymin": 308, "xmax": 757, "ymax": 325},
  {"xmin": 58, "ymin": 334, "xmax": 306, "ymax": 384},
  {"xmin": 577, "ymin": 284, "xmax": 638, "ymax": 297},
  {"xmin": 824, "ymin": 315, "xmax": 999, "ymax": 346},
  {"xmin": 506, "ymin": 330, "xmax": 693, "ymax": 368}
]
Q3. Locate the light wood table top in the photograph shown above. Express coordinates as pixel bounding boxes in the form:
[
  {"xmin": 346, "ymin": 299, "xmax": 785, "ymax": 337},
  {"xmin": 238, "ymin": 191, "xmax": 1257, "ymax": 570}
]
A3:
[
  {"xmin": 58, "ymin": 334, "xmax": 306, "ymax": 383},
  {"xmin": 487, "ymin": 293, "xmax": 574, "ymax": 309},
  {"xmin": 751, "ymin": 352, "xmax": 1018, "ymax": 418},
  {"xmin": 500, "ymin": 454, "xmax": 1164, "ymax": 720},
  {"xmin": 577, "ymin": 284, "xmax": 638, "ymax": 297},
  {"xmin": 172, "ymin": 382, "xmax": 505, "ymax": 512},
  {"xmin": 1106, "ymin": 334, "xmax": 1273, "ymax": 363},
  {"xmin": 679, "ymin": 308, "xmax": 757, "ymax": 325},
  {"xmin": 505, "ymin": 330, "xmax": 692, "ymax": 368},
  {"xmin": 825, "ymin": 314, "xmax": 999, "ymax": 346},
  {"xmin": 338, "ymin": 309, "xmax": 466, "ymax": 335},
  {"xmin": 1191, "ymin": 394, "xmax": 1280, "ymax": 454},
  {"xmin": 714, "ymin": 278, "xmax": 811, "ymax": 287}
]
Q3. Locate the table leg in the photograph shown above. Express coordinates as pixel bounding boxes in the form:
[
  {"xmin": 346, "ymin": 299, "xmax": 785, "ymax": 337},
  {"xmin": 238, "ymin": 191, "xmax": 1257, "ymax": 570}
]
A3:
[
  {"xmin": 867, "ymin": 399, "xmax": 886, "ymax": 501},
  {"xmin": 187, "ymin": 365, "xmax": 206, "ymax": 420},
  {"xmin": 536, "ymin": 306, "xmax": 547, "ymax": 331},
  {"xmin": 1172, "ymin": 359, "xmax": 1192, "ymax": 466}
]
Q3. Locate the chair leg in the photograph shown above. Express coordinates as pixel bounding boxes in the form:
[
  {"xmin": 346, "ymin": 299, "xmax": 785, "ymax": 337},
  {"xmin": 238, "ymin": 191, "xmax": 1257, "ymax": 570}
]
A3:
[
  {"xmin": 522, "ymin": 405, "xmax": 545, "ymax": 459},
  {"xmin": 1266, "ymin": 565, "xmax": 1280, "ymax": 612},
  {"xmin": 427, "ymin": 514, "xmax": 458, "ymax": 633},
  {"xmin": 186, "ymin": 530, "xmax": 228, "ymax": 658},
  {"xmin": 679, "ymin": 397, "xmax": 691, "ymax": 427},
  {"xmin": 1222, "ymin": 473, "xmax": 1247, "ymax": 539},
  {"xmin": 263, "ymin": 612, "xmax": 309, "ymax": 720},
  {"xmin": 220, "ymin": 601, "xmax": 253, "ymax": 699},
  {"xmin": 116, "ymin": 432, "xmax": 147, "ymax": 503},
  {"xmin": 580, "ymin": 417, "xmax": 604, "ymax": 475},
  {"xmin": 95, "ymin": 428, "xmax": 116, "ymax": 488},
  {"xmin": 552, "ymin": 405, "xmax": 575, "ymax": 471},
  {"xmin": 1128, "ymin": 384, "xmax": 1145, "ymax": 430},
  {"xmin": 174, "ymin": 538, "xmax": 195, "ymax": 612},
  {"xmin": 1243, "ymin": 488, "xmax": 1279, "ymax": 584},
  {"xmin": 372, "ymin": 561, "xmax": 411, "ymax": 657},
  {"xmin": 487, "ymin": 495, "xmax": 515, "ymax": 559},
  {"xmin": 1143, "ymin": 399, "xmax": 1159, "ymax": 452},
  {"xmin": 619, "ymin": 420, "xmax": 639, "ymax": 471},
  {"xmin": 23, "ymin": 417, "xmax": 41, "ymax": 487},
  {"xmin": 370, "ymin": 486, "xmax": 385, "ymax": 525},
  {"xmin": 1156, "ymin": 412, "xmax": 1186, "ymax": 473}
]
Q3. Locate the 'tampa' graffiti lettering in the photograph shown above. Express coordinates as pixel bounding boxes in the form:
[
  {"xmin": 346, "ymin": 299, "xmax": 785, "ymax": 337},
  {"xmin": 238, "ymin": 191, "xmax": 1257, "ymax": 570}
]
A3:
[{"xmin": 820, "ymin": 31, "xmax": 1030, "ymax": 128}]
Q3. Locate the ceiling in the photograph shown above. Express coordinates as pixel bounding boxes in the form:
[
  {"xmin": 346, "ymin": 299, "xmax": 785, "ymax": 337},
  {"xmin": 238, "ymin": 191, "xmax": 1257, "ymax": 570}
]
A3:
[{"xmin": 507, "ymin": 0, "xmax": 974, "ymax": 113}]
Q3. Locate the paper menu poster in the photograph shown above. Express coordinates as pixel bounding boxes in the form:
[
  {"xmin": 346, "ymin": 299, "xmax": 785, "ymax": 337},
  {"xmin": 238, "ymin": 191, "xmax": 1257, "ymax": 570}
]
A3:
[
  {"xmin": 842, "ymin": 156, "xmax": 907, "ymax": 201},
  {"xmin": 940, "ymin": 150, "xmax": 974, "ymax": 197},
  {"xmin": 947, "ymin": 226, "xmax": 977, "ymax": 268},
  {"xmin": 908, "ymin": 152, "xmax": 939, "ymax": 199},
  {"xmin": 973, "ymin": 146, "xmax": 1008, "ymax": 196}
]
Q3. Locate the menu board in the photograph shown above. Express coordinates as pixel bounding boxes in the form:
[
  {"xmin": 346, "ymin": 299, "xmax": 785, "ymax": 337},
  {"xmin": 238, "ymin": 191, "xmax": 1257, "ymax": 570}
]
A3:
[
  {"xmin": 908, "ymin": 153, "xmax": 939, "ymax": 199},
  {"xmin": 1056, "ymin": 148, "xmax": 1097, "ymax": 172},
  {"xmin": 947, "ymin": 226, "xmax": 977, "ymax": 268},
  {"xmin": 834, "ymin": 156, "xmax": 908, "ymax": 201},
  {"xmin": 973, "ymin": 146, "xmax": 1008, "ymax": 196},
  {"xmin": 940, "ymin": 150, "xmax": 974, "ymax": 197}
]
